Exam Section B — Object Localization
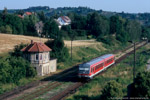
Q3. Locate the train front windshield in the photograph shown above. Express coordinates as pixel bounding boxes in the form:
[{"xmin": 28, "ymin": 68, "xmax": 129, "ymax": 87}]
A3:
[{"xmin": 79, "ymin": 67, "xmax": 90, "ymax": 74}]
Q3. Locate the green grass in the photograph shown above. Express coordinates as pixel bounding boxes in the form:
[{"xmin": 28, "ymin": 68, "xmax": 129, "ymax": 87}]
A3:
[
  {"xmin": 67, "ymin": 44, "xmax": 150, "ymax": 100},
  {"xmin": 57, "ymin": 45, "xmax": 107, "ymax": 70},
  {"xmin": 0, "ymin": 39, "xmax": 133, "ymax": 96}
]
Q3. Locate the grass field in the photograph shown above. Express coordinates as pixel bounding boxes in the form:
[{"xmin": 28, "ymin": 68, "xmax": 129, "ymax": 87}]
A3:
[
  {"xmin": 0, "ymin": 33, "xmax": 134, "ymax": 97},
  {"xmin": 0, "ymin": 33, "xmax": 101, "ymax": 54},
  {"xmin": 66, "ymin": 43, "xmax": 150, "ymax": 100},
  {"xmin": 0, "ymin": 33, "xmax": 106, "ymax": 95}
]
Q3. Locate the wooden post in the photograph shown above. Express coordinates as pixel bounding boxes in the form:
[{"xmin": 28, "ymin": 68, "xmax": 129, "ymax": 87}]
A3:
[
  {"xmin": 71, "ymin": 40, "xmax": 72, "ymax": 61},
  {"xmin": 133, "ymin": 42, "xmax": 136, "ymax": 80}
]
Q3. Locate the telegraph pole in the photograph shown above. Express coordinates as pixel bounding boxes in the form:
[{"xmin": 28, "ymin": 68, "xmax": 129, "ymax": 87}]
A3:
[
  {"xmin": 133, "ymin": 42, "xmax": 136, "ymax": 80},
  {"xmin": 71, "ymin": 39, "xmax": 72, "ymax": 61}
]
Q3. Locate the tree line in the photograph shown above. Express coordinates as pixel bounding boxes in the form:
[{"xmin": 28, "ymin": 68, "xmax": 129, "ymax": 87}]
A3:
[
  {"xmin": 0, "ymin": 8, "xmax": 38, "ymax": 36},
  {"xmin": 42, "ymin": 12, "xmax": 150, "ymax": 45},
  {"xmin": 1, "ymin": 8, "xmax": 150, "ymax": 45}
]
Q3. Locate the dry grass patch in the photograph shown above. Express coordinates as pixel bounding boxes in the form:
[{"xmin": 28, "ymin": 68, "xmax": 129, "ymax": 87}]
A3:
[
  {"xmin": 0, "ymin": 33, "xmax": 48, "ymax": 53},
  {"xmin": 64, "ymin": 40, "xmax": 102, "ymax": 47},
  {"xmin": 0, "ymin": 33, "xmax": 104, "ymax": 54}
]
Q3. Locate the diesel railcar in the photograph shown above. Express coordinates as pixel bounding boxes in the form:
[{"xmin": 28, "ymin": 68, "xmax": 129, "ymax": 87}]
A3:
[{"xmin": 78, "ymin": 54, "xmax": 115, "ymax": 79}]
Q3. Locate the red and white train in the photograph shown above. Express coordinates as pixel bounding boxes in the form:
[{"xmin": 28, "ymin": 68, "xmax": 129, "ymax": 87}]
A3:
[{"xmin": 78, "ymin": 54, "xmax": 115, "ymax": 79}]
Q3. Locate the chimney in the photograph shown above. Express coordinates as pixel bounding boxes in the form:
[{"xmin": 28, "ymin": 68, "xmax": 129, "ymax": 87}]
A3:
[{"xmin": 31, "ymin": 40, "xmax": 33, "ymax": 44}]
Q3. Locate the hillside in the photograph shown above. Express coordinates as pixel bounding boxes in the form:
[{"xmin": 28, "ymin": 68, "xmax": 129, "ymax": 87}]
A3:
[
  {"xmin": 1, "ymin": 6, "xmax": 150, "ymax": 26},
  {"xmin": 0, "ymin": 33, "xmax": 101, "ymax": 54}
]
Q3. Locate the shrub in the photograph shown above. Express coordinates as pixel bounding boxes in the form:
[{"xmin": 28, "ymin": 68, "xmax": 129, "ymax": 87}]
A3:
[
  {"xmin": 130, "ymin": 71, "xmax": 150, "ymax": 97},
  {"xmin": 101, "ymin": 80, "xmax": 123, "ymax": 100},
  {"xmin": 0, "ymin": 56, "xmax": 36, "ymax": 84}
]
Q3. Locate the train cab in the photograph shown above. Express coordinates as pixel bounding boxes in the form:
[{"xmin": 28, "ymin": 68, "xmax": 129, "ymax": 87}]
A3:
[{"xmin": 78, "ymin": 63, "xmax": 90, "ymax": 78}]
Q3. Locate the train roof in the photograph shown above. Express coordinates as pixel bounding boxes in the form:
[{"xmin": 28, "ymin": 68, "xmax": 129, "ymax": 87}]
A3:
[{"xmin": 85, "ymin": 54, "xmax": 114, "ymax": 66}]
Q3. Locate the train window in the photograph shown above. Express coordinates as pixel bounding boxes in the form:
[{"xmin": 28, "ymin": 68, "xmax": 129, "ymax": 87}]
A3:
[{"xmin": 106, "ymin": 58, "xmax": 113, "ymax": 64}]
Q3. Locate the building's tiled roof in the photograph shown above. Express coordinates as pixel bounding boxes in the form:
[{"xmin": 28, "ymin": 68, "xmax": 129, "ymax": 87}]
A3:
[
  {"xmin": 25, "ymin": 12, "xmax": 32, "ymax": 15},
  {"xmin": 60, "ymin": 16, "xmax": 71, "ymax": 23},
  {"xmin": 21, "ymin": 41, "xmax": 51, "ymax": 53}
]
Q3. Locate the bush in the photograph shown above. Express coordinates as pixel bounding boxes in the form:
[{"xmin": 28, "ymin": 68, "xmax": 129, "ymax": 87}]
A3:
[
  {"xmin": 97, "ymin": 35, "xmax": 112, "ymax": 45},
  {"xmin": 130, "ymin": 71, "xmax": 150, "ymax": 97},
  {"xmin": 101, "ymin": 80, "xmax": 123, "ymax": 100},
  {"xmin": 0, "ymin": 56, "xmax": 36, "ymax": 84}
]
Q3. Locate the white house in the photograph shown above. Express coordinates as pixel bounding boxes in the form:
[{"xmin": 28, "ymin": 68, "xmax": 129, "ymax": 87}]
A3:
[{"xmin": 56, "ymin": 16, "xmax": 71, "ymax": 29}]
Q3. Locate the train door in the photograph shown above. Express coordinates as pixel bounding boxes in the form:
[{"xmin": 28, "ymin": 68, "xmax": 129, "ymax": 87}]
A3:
[
  {"xmin": 90, "ymin": 66, "xmax": 94, "ymax": 79},
  {"xmin": 91, "ymin": 67, "xmax": 94, "ymax": 74}
]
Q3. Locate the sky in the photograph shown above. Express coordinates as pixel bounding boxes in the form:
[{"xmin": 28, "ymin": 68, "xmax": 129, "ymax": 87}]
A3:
[{"xmin": 0, "ymin": 0, "xmax": 150, "ymax": 13}]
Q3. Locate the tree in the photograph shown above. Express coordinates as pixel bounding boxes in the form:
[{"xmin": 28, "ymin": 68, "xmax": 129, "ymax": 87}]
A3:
[
  {"xmin": 2, "ymin": 14, "xmax": 24, "ymax": 34},
  {"xmin": 0, "ymin": 25, "xmax": 12, "ymax": 34},
  {"xmin": 130, "ymin": 71, "xmax": 150, "ymax": 97},
  {"xmin": 38, "ymin": 11, "xmax": 46, "ymax": 22},
  {"xmin": 141, "ymin": 27, "xmax": 150, "ymax": 41},
  {"xmin": 71, "ymin": 14, "xmax": 87, "ymax": 30},
  {"xmin": 115, "ymin": 17, "xmax": 129, "ymax": 43},
  {"xmin": 45, "ymin": 39, "xmax": 69, "ymax": 62},
  {"xmin": 109, "ymin": 16, "xmax": 119, "ymax": 34},
  {"xmin": 0, "ymin": 26, "xmax": 6, "ymax": 33},
  {"xmin": 23, "ymin": 16, "xmax": 38, "ymax": 36},
  {"xmin": 5, "ymin": 25, "xmax": 12, "ymax": 34},
  {"xmin": 16, "ymin": 10, "xmax": 24, "ymax": 16},
  {"xmin": 87, "ymin": 12, "xmax": 109, "ymax": 38},
  {"xmin": 2, "ymin": 7, "xmax": 8, "ymax": 20},
  {"xmin": 126, "ymin": 20, "xmax": 142, "ymax": 42},
  {"xmin": 10, "ymin": 43, "xmax": 27, "ymax": 57},
  {"xmin": 101, "ymin": 80, "xmax": 123, "ymax": 100},
  {"xmin": 43, "ymin": 19, "xmax": 59, "ymax": 39}
]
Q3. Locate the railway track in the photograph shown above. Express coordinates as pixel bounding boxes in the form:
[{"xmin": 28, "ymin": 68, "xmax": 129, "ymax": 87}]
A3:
[
  {"xmin": 49, "ymin": 41, "xmax": 148, "ymax": 100},
  {"xmin": 13, "ymin": 69, "xmax": 78, "ymax": 100},
  {"xmin": 0, "ymin": 41, "xmax": 147, "ymax": 100}
]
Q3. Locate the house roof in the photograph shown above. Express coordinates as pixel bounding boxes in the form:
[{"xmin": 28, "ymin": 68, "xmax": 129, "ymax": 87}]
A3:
[
  {"xmin": 60, "ymin": 16, "xmax": 71, "ymax": 23},
  {"xmin": 25, "ymin": 12, "xmax": 32, "ymax": 15},
  {"xmin": 21, "ymin": 41, "xmax": 51, "ymax": 53}
]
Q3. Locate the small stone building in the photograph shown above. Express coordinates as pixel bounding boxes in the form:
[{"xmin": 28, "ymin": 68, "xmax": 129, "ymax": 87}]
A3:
[{"xmin": 21, "ymin": 40, "xmax": 57, "ymax": 76}]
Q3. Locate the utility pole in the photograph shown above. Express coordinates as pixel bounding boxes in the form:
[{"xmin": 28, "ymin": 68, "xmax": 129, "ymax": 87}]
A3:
[
  {"xmin": 133, "ymin": 42, "xmax": 136, "ymax": 80},
  {"xmin": 71, "ymin": 39, "xmax": 72, "ymax": 61},
  {"xmin": 69, "ymin": 30, "xmax": 76, "ymax": 61}
]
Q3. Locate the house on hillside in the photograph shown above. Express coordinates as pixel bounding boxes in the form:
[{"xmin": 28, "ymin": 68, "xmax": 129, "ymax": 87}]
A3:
[
  {"xmin": 23, "ymin": 12, "xmax": 32, "ymax": 17},
  {"xmin": 17, "ymin": 12, "xmax": 34, "ymax": 19},
  {"xmin": 21, "ymin": 40, "xmax": 57, "ymax": 76},
  {"xmin": 35, "ymin": 21, "xmax": 44, "ymax": 36},
  {"xmin": 55, "ymin": 16, "xmax": 71, "ymax": 29}
]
